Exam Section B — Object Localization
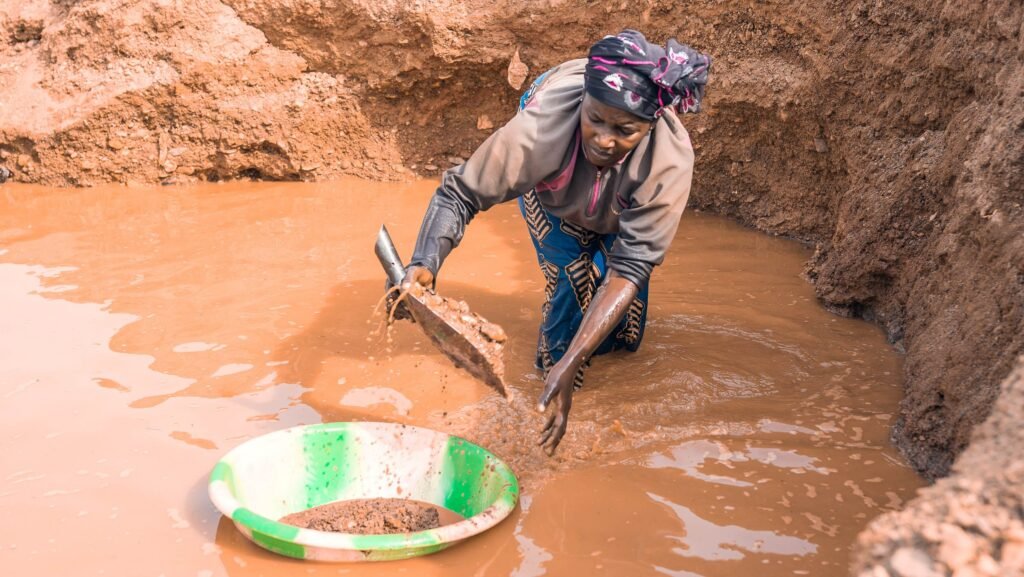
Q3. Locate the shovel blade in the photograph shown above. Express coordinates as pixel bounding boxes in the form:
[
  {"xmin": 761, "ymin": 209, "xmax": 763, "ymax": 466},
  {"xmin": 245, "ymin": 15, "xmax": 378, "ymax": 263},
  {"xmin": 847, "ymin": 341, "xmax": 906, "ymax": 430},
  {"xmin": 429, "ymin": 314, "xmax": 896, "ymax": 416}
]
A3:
[
  {"xmin": 404, "ymin": 295, "xmax": 507, "ymax": 397},
  {"xmin": 375, "ymin": 225, "xmax": 506, "ymax": 396}
]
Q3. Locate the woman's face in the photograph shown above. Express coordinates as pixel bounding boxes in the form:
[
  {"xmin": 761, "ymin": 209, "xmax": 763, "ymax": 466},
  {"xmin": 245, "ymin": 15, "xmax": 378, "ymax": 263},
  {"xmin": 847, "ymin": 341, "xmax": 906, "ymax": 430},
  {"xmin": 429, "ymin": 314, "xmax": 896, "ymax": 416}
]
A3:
[{"xmin": 579, "ymin": 93, "xmax": 652, "ymax": 168}]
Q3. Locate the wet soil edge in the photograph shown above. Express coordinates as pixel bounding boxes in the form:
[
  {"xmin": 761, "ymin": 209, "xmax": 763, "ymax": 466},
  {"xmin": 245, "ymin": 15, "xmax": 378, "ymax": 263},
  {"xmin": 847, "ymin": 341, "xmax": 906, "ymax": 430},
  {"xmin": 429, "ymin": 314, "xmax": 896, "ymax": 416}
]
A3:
[
  {"xmin": 2, "ymin": 0, "xmax": 1022, "ymax": 574},
  {"xmin": 853, "ymin": 357, "xmax": 1024, "ymax": 577}
]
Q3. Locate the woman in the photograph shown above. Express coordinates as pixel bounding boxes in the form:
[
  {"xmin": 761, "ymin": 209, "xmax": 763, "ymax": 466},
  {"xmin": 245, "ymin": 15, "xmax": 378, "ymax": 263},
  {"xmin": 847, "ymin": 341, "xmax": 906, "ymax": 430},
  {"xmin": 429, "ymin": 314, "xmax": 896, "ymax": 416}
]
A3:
[{"xmin": 399, "ymin": 30, "xmax": 711, "ymax": 454}]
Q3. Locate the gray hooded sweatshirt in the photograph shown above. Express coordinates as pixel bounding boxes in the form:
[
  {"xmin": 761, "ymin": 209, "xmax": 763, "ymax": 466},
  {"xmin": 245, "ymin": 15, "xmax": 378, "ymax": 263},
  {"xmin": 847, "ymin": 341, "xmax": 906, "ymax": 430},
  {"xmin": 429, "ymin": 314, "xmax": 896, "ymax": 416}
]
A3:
[{"xmin": 415, "ymin": 59, "xmax": 695, "ymax": 287}]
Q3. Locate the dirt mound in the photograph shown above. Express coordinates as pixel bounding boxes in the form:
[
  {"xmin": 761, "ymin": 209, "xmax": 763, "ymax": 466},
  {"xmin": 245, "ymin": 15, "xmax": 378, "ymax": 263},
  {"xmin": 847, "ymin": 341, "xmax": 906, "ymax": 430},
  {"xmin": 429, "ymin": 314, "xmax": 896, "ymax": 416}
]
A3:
[
  {"xmin": 1, "ymin": 0, "xmax": 1022, "ymax": 574},
  {"xmin": 280, "ymin": 498, "xmax": 443, "ymax": 535}
]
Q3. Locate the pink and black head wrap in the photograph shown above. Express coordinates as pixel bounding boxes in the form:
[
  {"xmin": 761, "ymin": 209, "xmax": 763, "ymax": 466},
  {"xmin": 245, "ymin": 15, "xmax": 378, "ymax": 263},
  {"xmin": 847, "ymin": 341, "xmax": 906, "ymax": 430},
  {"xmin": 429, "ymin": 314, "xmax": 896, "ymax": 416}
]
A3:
[{"xmin": 585, "ymin": 30, "xmax": 712, "ymax": 121}]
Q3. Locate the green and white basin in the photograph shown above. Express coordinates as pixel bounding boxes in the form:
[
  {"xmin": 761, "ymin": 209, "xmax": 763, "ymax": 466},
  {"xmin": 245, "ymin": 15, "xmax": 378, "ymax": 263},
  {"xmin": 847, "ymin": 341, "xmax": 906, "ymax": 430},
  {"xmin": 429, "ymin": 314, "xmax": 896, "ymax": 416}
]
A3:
[{"xmin": 208, "ymin": 422, "xmax": 519, "ymax": 562}]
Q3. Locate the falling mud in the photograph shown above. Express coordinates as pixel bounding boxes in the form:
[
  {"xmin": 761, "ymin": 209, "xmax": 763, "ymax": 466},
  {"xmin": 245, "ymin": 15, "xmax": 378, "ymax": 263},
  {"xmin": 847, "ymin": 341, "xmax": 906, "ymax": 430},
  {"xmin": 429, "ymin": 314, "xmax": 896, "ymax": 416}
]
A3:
[
  {"xmin": 279, "ymin": 499, "xmax": 451, "ymax": 534},
  {"xmin": 0, "ymin": 178, "xmax": 924, "ymax": 576}
]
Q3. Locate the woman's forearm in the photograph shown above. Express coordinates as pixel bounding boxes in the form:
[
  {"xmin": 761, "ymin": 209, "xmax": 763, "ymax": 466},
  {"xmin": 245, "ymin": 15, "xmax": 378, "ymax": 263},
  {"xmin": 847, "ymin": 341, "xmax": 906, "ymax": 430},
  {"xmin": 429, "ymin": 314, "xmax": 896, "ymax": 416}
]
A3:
[
  {"xmin": 558, "ymin": 270, "xmax": 639, "ymax": 371},
  {"xmin": 409, "ymin": 192, "xmax": 472, "ymax": 277}
]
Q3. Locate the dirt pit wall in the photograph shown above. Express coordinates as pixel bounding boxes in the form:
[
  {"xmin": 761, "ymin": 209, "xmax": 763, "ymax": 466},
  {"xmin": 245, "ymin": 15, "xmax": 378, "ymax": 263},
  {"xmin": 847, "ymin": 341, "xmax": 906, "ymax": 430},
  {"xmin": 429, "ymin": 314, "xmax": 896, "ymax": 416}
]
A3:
[{"xmin": 1, "ymin": 0, "xmax": 1022, "ymax": 574}]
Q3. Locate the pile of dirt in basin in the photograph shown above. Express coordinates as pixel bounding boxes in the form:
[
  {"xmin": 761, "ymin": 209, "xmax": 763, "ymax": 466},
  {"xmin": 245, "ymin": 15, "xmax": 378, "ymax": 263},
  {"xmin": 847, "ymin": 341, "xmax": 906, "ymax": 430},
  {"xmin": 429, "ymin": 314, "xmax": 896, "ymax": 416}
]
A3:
[{"xmin": 279, "ymin": 498, "xmax": 443, "ymax": 535}]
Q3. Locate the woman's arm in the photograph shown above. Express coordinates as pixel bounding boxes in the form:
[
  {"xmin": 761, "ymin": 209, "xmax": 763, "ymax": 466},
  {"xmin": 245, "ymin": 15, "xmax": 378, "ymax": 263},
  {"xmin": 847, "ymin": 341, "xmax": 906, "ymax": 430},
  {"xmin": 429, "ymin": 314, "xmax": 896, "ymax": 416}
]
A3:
[
  {"xmin": 538, "ymin": 270, "xmax": 639, "ymax": 454},
  {"xmin": 401, "ymin": 72, "xmax": 584, "ymax": 288}
]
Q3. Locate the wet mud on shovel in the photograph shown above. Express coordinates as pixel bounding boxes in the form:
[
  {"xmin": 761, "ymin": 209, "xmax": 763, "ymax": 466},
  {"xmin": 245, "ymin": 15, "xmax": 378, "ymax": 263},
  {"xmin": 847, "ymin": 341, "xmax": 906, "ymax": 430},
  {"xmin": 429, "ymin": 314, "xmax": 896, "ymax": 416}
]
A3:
[{"xmin": 375, "ymin": 225, "xmax": 508, "ymax": 397}]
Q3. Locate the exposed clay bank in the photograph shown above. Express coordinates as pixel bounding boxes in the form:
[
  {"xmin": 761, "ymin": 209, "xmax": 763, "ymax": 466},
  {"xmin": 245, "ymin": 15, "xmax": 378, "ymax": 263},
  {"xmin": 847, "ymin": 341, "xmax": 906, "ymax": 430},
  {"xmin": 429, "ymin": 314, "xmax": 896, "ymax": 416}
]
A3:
[{"xmin": 1, "ymin": 180, "xmax": 924, "ymax": 576}]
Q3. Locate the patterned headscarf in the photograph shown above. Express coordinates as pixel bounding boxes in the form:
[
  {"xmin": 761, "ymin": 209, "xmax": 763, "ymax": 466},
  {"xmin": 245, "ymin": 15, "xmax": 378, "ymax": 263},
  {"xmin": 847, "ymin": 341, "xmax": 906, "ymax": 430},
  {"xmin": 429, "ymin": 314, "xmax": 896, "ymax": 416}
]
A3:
[{"xmin": 584, "ymin": 30, "xmax": 712, "ymax": 121}]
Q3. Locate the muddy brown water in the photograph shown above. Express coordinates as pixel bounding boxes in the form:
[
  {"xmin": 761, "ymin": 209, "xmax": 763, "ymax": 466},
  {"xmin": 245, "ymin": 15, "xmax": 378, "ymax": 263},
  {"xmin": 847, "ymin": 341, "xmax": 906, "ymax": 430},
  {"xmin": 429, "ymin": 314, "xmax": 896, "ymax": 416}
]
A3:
[{"xmin": 0, "ymin": 179, "xmax": 923, "ymax": 576}]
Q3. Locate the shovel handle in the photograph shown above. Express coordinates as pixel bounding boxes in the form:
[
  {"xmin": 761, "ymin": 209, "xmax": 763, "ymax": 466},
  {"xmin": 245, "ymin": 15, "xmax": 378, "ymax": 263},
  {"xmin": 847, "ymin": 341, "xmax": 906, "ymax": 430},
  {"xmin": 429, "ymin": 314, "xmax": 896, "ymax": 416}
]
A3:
[{"xmin": 375, "ymin": 225, "xmax": 407, "ymax": 285}]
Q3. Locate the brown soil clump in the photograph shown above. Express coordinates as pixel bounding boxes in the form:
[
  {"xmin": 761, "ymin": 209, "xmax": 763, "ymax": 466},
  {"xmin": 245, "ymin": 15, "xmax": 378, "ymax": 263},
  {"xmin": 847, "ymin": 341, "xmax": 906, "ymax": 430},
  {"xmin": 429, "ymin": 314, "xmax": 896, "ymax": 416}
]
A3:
[{"xmin": 279, "ymin": 498, "xmax": 442, "ymax": 535}]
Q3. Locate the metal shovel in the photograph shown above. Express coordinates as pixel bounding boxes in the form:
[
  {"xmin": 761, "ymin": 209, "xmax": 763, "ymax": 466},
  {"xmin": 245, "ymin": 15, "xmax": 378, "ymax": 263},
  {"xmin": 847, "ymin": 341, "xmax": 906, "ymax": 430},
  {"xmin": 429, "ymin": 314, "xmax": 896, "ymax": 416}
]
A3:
[{"xmin": 374, "ymin": 225, "xmax": 507, "ymax": 397}]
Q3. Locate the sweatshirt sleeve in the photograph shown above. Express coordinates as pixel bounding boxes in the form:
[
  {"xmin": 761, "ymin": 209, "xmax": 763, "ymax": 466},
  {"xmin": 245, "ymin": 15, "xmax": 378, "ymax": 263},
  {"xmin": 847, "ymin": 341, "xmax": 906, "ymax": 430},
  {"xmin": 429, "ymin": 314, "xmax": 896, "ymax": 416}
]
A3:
[
  {"xmin": 607, "ymin": 110, "xmax": 694, "ymax": 287},
  {"xmin": 410, "ymin": 66, "xmax": 585, "ymax": 274}
]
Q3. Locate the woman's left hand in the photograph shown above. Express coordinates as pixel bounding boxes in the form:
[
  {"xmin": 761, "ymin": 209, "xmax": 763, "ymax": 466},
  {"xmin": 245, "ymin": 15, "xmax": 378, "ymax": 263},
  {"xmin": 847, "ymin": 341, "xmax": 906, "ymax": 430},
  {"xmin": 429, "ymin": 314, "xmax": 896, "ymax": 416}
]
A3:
[{"xmin": 537, "ymin": 358, "xmax": 578, "ymax": 455}]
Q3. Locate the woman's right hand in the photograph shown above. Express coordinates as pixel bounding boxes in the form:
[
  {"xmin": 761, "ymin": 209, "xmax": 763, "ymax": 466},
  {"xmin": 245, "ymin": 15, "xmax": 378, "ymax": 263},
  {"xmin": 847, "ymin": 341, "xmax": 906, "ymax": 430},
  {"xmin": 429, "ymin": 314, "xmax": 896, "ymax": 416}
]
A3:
[
  {"xmin": 400, "ymin": 265, "xmax": 435, "ymax": 291},
  {"xmin": 386, "ymin": 265, "xmax": 435, "ymax": 321},
  {"xmin": 537, "ymin": 357, "xmax": 578, "ymax": 455}
]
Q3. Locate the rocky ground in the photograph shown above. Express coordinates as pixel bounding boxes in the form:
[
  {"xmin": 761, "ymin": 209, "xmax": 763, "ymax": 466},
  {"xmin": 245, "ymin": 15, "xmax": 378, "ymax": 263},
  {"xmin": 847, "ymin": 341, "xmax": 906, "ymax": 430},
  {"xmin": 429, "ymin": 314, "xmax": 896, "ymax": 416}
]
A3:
[{"xmin": 1, "ymin": 1, "xmax": 1022, "ymax": 575}]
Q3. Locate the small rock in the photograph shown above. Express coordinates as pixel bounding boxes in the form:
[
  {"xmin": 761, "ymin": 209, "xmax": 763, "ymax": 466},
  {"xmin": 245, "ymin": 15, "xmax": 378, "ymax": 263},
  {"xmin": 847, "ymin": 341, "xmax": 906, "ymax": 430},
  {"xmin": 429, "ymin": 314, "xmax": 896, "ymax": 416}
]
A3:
[
  {"xmin": 169, "ymin": 147, "xmax": 187, "ymax": 157},
  {"xmin": 1007, "ymin": 526, "xmax": 1024, "ymax": 543},
  {"xmin": 158, "ymin": 132, "xmax": 170, "ymax": 163},
  {"xmin": 339, "ymin": 158, "xmax": 352, "ymax": 170},
  {"xmin": 424, "ymin": 164, "xmax": 438, "ymax": 171},
  {"xmin": 107, "ymin": 137, "xmax": 125, "ymax": 150},
  {"xmin": 814, "ymin": 137, "xmax": 829, "ymax": 153},
  {"xmin": 161, "ymin": 160, "xmax": 178, "ymax": 173},
  {"xmin": 16, "ymin": 154, "xmax": 31, "ymax": 169},
  {"xmin": 891, "ymin": 547, "xmax": 941, "ymax": 577},
  {"xmin": 0, "ymin": 166, "xmax": 11, "ymax": 183},
  {"xmin": 477, "ymin": 115, "xmax": 494, "ymax": 131},
  {"xmin": 80, "ymin": 159, "xmax": 97, "ymax": 171},
  {"xmin": 447, "ymin": 156, "xmax": 465, "ymax": 166},
  {"xmin": 936, "ymin": 524, "xmax": 978, "ymax": 567},
  {"xmin": 300, "ymin": 162, "xmax": 321, "ymax": 172},
  {"xmin": 1002, "ymin": 540, "xmax": 1024, "ymax": 571},
  {"xmin": 12, "ymin": 20, "xmax": 43, "ymax": 43},
  {"xmin": 507, "ymin": 47, "xmax": 529, "ymax": 90},
  {"xmin": 479, "ymin": 322, "xmax": 507, "ymax": 343},
  {"xmin": 974, "ymin": 554, "xmax": 1000, "ymax": 576}
]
